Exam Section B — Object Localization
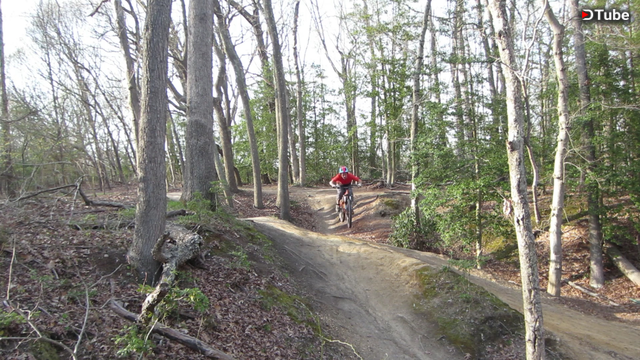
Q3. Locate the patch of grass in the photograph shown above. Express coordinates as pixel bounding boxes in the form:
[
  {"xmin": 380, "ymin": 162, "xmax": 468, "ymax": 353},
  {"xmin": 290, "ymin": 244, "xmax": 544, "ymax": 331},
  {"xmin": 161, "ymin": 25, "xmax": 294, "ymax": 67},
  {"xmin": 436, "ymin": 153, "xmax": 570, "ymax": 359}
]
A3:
[
  {"xmin": 258, "ymin": 285, "xmax": 316, "ymax": 328},
  {"xmin": 230, "ymin": 248, "xmax": 251, "ymax": 269},
  {"xmin": 116, "ymin": 207, "xmax": 136, "ymax": 221},
  {"xmin": 30, "ymin": 339, "xmax": 60, "ymax": 360},
  {"xmin": 382, "ymin": 198, "xmax": 401, "ymax": 210}
]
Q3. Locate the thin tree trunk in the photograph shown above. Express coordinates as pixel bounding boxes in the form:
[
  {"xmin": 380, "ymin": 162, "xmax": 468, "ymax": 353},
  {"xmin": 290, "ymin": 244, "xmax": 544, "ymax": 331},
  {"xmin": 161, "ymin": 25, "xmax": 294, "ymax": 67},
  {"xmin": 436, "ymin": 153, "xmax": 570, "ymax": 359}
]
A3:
[
  {"xmin": 211, "ymin": 32, "xmax": 238, "ymax": 193},
  {"xmin": 213, "ymin": 0, "xmax": 263, "ymax": 208},
  {"xmin": 263, "ymin": 0, "xmax": 291, "ymax": 221},
  {"xmin": 0, "ymin": 0, "xmax": 13, "ymax": 197},
  {"xmin": 570, "ymin": 0, "xmax": 604, "ymax": 289},
  {"xmin": 543, "ymin": 0, "xmax": 570, "ymax": 299},
  {"xmin": 114, "ymin": 0, "xmax": 141, "ymax": 148},
  {"xmin": 411, "ymin": 0, "xmax": 431, "ymax": 221},
  {"xmin": 488, "ymin": 0, "xmax": 545, "ymax": 357},
  {"xmin": 287, "ymin": 89, "xmax": 300, "ymax": 185},
  {"xmin": 293, "ymin": 0, "xmax": 306, "ymax": 186}
]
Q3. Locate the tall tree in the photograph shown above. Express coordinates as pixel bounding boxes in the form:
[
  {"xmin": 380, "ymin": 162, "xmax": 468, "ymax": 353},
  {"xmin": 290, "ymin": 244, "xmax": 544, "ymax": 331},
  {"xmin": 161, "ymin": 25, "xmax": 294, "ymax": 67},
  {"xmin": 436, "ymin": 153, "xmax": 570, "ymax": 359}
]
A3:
[
  {"xmin": 488, "ymin": 0, "xmax": 545, "ymax": 358},
  {"xmin": 212, "ymin": 31, "xmax": 239, "ymax": 193},
  {"xmin": 411, "ymin": 0, "xmax": 432, "ymax": 219},
  {"xmin": 182, "ymin": 0, "xmax": 217, "ymax": 208},
  {"xmin": 543, "ymin": 0, "xmax": 570, "ymax": 298},
  {"xmin": 293, "ymin": 0, "xmax": 306, "ymax": 186},
  {"xmin": 128, "ymin": 0, "xmax": 172, "ymax": 283},
  {"xmin": 0, "ymin": 0, "xmax": 13, "ymax": 197},
  {"xmin": 262, "ymin": 0, "xmax": 291, "ymax": 221},
  {"xmin": 570, "ymin": 0, "xmax": 604, "ymax": 289},
  {"xmin": 213, "ymin": 0, "xmax": 263, "ymax": 208},
  {"xmin": 114, "ymin": 0, "xmax": 141, "ymax": 149}
]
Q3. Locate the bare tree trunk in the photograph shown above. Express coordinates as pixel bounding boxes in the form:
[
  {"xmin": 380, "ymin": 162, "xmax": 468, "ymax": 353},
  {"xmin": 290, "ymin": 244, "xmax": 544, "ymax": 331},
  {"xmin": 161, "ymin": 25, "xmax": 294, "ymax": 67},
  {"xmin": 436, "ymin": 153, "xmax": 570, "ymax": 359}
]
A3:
[
  {"xmin": 570, "ymin": 0, "xmax": 604, "ymax": 289},
  {"xmin": 212, "ymin": 33, "xmax": 238, "ymax": 193},
  {"xmin": 129, "ymin": 0, "xmax": 172, "ymax": 284},
  {"xmin": 293, "ymin": 0, "xmax": 306, "ymax": 186},
  {"xmin": 114, "ymin": 0, "xmax": 141, "ymax": 148},
  {"xmin": 263, "ymin": 0, "xmax": 291, "ymax": 221},
  {"xmin": 182, "ymin": 0, "xmax": 217, "ymax": 209},
  {"xmin": 213, "ymin": 0, "xmax": 263, "ymax": 208},
  {"xmin": 0, "ymin": 0, "xmax": 13, "ymax": 197},
  {"xmin": 488, "ymin": 0, "xmax": 545, "ymax": 358},
  {"xmin": 287, "ymin": 90, "xmax": 300, "ymax": 185},
  {"xmin": 542, "ymin": 0, "xmax": 570, "ymax": 299}
]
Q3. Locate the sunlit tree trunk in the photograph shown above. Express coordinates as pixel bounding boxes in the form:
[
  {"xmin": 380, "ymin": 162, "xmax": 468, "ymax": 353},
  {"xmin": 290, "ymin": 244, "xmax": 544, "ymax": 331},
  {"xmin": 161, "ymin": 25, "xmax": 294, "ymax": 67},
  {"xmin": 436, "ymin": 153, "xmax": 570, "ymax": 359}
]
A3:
[
  {"xmin": 411, "ymin": 0, "xmax": 431, "ymax": 221},
  {"xmin": 129, "ymin": 0, "xmax": 172, "ymax": 284},
  {"xmin": 543, "ymin": 0, "xmax": 570, "ymax": 299},
  {"xmin": 488, "ymin": 0, "xmax": 545, "ymax": 357}
]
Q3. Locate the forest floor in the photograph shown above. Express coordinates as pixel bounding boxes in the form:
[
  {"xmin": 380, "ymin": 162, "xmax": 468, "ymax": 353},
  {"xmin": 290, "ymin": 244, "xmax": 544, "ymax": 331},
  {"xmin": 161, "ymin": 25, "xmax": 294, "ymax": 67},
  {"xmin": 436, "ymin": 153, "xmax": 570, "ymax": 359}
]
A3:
[{"xmin": 0, "ymin": 182, "xmax": 638, "ymax": 359}]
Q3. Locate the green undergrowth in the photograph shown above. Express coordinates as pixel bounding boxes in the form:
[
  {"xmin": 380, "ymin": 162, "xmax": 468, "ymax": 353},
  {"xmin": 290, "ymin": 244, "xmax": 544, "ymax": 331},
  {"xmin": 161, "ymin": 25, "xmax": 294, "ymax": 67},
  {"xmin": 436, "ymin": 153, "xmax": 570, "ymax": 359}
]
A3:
[
  {"xmin": 258, "ymin": 285, "xmax": 319, "ymax": 330},
  {"xmin": 415, "ymin": 266, "xmax": 566, "ymax": 360}
]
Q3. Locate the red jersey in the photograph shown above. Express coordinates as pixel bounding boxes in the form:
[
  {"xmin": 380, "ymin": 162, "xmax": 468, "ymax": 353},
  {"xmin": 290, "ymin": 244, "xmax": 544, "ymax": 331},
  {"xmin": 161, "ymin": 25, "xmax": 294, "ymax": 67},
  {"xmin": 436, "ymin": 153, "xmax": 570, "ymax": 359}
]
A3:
[{"xmin": 331, "ymin": 173, "xmax": 361, "ymax": 186}]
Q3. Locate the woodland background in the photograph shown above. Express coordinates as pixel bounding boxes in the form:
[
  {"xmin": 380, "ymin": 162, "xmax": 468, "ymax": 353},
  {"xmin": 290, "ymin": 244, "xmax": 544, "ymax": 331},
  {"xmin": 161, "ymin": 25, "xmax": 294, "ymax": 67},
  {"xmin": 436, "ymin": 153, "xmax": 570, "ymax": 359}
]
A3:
[{"xmin": 0, "ymin": 0, "xmax": 639, "ymax": 358}]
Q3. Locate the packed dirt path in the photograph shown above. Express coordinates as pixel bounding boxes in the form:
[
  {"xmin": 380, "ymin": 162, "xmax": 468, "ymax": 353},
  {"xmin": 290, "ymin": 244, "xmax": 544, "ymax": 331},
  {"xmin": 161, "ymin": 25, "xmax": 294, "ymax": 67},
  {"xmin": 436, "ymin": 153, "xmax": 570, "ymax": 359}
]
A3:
[{"xmin": 247, "ymin": 186, "xmax": 640, "ymax": 360}]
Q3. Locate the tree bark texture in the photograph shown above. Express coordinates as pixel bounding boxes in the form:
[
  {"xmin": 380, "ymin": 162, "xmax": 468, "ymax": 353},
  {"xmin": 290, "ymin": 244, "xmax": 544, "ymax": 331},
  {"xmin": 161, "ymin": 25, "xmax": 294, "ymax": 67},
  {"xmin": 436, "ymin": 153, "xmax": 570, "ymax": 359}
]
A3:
[
  {"xmin": 129, "ymin": 0, "xmax": 172, "ymax": 284},
  {"xmin": 488, "ymin": 0, "xmax": 545, "ymax": 358},
  {"xmin": 182, "ymin": 0, "xmax": 217, "ymax": 207}
]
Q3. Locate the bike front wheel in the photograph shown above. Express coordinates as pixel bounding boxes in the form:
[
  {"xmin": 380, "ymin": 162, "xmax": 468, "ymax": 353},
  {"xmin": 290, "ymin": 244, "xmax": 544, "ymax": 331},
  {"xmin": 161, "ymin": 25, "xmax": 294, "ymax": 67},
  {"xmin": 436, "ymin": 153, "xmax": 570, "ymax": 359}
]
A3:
[{"xmin": 346, "ymin": 198, "xmax": 353, "ymax": 228}]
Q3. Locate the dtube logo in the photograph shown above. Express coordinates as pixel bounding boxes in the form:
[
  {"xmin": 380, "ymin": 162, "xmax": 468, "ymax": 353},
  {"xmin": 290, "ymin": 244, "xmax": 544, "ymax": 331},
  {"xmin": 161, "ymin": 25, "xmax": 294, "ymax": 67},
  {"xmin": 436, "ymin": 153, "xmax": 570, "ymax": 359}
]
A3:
[{"xmin": 581, "ymin": 9, "xmax": 631, "ymax": 21}]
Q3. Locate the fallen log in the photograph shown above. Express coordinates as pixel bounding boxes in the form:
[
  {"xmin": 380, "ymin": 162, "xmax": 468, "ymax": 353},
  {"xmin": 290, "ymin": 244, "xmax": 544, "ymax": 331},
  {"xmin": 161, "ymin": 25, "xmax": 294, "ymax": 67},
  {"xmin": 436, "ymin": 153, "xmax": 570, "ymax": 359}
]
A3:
[
  {"xmin": 110, "ymin": 300, "xmax": 235, "ymax": 360},
  {"xmin": 11, "ymin": 184, "xmax": 77, "ymax": 202},
  {"xmin": 139, "ymin": 223, "xmax": 203, "ymax": 322},
  {"xmin": 606, "ymin": 244, "xmax": 640, "ymax": 287},
  {"xmin": 77, "ymin": 184, "xmax": 132, "ymax": 209}
]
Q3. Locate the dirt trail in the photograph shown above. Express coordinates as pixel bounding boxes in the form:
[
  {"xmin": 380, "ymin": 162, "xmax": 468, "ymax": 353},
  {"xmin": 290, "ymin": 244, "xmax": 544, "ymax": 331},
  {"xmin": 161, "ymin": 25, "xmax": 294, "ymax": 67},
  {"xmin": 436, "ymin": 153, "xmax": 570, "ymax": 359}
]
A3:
[{"xmin": 248, "ymin": 186, "xmax": 640, "ymax": 360}]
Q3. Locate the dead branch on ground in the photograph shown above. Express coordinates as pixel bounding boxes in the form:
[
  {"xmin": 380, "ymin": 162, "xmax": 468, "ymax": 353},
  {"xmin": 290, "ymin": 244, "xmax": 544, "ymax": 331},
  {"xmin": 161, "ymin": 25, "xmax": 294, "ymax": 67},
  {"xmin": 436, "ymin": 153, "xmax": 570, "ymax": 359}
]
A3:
[{"xmin": 110, "ymin": 300, "xmax": 236, "ymax": 359}]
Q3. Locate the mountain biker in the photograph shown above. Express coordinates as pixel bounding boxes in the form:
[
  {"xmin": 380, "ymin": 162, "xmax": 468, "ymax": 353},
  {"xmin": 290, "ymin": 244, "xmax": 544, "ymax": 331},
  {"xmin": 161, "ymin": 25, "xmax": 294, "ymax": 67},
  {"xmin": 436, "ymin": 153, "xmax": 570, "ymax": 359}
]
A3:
[{"xmin": 329, "ymin": 166, "xmax": 362, "ymax": 213}]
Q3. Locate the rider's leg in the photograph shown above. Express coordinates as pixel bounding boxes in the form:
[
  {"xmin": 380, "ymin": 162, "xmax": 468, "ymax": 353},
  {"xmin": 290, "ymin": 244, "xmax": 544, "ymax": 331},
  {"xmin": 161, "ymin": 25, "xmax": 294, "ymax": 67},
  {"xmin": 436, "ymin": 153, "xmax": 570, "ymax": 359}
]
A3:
[{"xmin": 337, "ymin": 187, "xmax": 346, "ymax": 212}]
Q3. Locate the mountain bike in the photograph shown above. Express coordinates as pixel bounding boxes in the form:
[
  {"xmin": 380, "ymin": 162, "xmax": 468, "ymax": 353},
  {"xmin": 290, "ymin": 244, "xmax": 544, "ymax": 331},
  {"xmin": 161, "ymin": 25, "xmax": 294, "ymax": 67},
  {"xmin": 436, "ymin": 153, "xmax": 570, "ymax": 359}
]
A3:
[{"xmin": 337, "ymin": 185, "xmax": 354, "ymax": 228}]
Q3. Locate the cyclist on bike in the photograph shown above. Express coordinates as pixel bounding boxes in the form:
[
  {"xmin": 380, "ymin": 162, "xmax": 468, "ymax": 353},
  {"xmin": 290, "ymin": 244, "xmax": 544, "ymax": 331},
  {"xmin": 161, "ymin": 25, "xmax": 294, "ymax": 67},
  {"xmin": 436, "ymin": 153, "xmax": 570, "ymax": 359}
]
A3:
[{"xmin": 329, "ymin": 166, "xmax": 362, "ymax": 213}]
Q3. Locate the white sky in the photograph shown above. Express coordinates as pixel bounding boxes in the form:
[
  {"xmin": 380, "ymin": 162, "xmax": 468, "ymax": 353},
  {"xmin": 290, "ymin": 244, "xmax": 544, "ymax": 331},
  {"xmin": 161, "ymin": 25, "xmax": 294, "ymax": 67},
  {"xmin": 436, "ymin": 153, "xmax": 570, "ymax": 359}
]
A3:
[{"xmin": 3, "ymin": 0, "xmax": 37, "ymax": 56}]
